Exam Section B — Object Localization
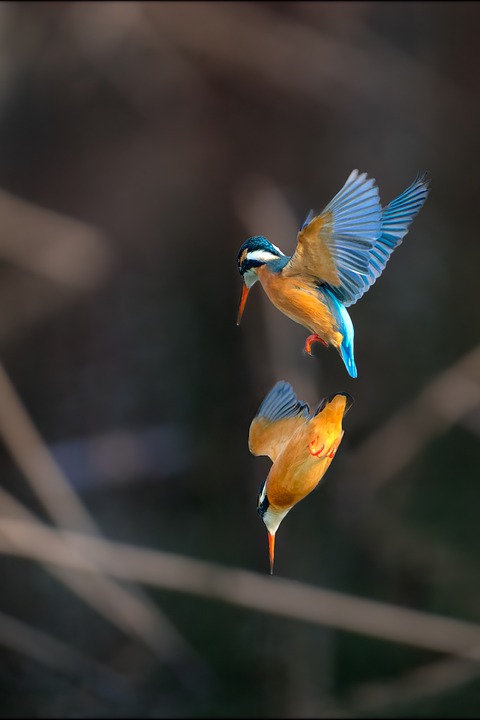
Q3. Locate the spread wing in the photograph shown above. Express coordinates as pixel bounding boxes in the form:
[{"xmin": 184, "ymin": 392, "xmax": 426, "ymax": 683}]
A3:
[
  {"xmin": 249, "ymin": 381, "xmax": 310, "ymax": 463},
  {"xmin": 329, "ymin": 173, "xmax": 430, "ymax": 307},
  {"xmin": 282, "ymin": 170, "xmax": 382, "ymax": 289}
]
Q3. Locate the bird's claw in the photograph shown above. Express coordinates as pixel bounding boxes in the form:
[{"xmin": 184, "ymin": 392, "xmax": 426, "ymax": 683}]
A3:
[
  {"xmin": 304, "ymin": 334, "xmax": 327, "ymax": 356},
  {"xmin": 309, "ymin": 442, "xmax": 325, "ymax": 458}
]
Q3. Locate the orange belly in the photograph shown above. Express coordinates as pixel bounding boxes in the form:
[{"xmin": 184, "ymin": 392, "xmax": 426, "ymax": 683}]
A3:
[
  {"xmin": 257, "ymin": 266, "xmax": 343, "ymax": 349},
  {"xmin": 266, "ymin": 450, "xmax": 332, "ymax": 510}
]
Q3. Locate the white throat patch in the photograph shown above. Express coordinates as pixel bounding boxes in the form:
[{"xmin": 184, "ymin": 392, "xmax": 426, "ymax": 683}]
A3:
[
  {"xmin": 262, "ymin": 506, "xmax": 291, "ymax": 535},
  {"xmin": 244, "ymin": 268, "xmax": 259, "ymax": 288}
]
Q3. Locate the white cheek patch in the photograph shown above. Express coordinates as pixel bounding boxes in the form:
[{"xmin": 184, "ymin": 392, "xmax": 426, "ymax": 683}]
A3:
[
  {"xmin": 270, "ymin": 242, "xmax": 285, "ymax": 256},
  {"xmin": 258, "ymin": 482, "xmax": 267, "ymax": 506},
  {"xmin": 246, "ymin": 249, "xmax": 284, "ymax": 264}
]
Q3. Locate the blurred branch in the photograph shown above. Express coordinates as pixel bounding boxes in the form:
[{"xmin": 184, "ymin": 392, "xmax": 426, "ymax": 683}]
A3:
[
  {"xmin": 49, "ymin": 422, "xmax": 193, "ymax": 492},
  {"xmin": 0, "ymin": 364, "xmax": 212, "ymax": 690},
  {"xmin": 0, "ymin": 189, "xmax": 111, "ymax": 291},
  {"xmin": 2, "ymin": 514, "xmax": 480, "ymax": 662},
  {"xmin": 0, "ymin": 609, "xmax": 133, "ymax": 702},
  {"xmin": 0, "ymin": 189, "xmax": 111, "ymax": 343},
  {"xmin": 345, "ymin": 655, "xmax": 480, "ymax": 717},
  {"xmin": 0, "ymin": 362, "xmax": 98, "ymax": 533},
  {"xmin": 0, "ymin": 485, "xmax": 208, "ymax": 686}
]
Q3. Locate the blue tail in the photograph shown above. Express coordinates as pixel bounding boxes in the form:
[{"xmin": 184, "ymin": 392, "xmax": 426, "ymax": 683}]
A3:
[
  {"xmin": 323, "ymin": 287, "xmax": 357, "ymax": 378},
  {"xmin": 340, "ymin": 334, "xmax": 357, "ymax": 379}
]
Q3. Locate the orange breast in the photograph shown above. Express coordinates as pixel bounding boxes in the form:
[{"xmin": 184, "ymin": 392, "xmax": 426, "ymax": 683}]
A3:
[
  {"xmin": 265, "ymin": 396, "xmax": 347, "ymax": 511},
  {"xmin": 265, "ymin": 427, "xmax": 333, "ymax": 510},
  {"xmin": 256, "ymin": 266, "xmax": 343, "ymax": 349}
]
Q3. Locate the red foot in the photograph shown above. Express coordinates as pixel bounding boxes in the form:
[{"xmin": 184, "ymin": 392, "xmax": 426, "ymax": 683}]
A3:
[
  {"xmin": 310, "ymin": 442, "xmax": 336, "ymax": 459},
  {"xmin": 309, "ymin": 442, "xmax": 325, "ymax": 458},
  {"xmin": 304, "ymin": 334, "xmax": 328, "ymax": 356}
]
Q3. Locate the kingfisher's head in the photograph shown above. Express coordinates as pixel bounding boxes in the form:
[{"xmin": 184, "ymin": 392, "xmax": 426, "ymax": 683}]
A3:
[
  {"xmin": 257, "ymin": 478, "xmax": 291, "ymax": 575},
  {"xmin": 236, "ymin": 236, "xmax": 284, "ymax": 325}
]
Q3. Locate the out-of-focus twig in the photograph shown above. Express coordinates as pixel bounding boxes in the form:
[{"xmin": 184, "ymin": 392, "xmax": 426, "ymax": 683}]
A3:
[
  {"xmin": 344, "ymin": 655, "xmax": 480, "ymax": 717},
  {"xmin": 2, "ymin": 514, "xmax": 480, "ymax": 661},
  {"xmin": 0, "ymin": 189, "xmax": 110, "ymax": 291},
  {"xmin": 0, "ymin": 365, "xmax": 212, "ymax": 689},
  {"xmin": 0, "ymin": 609, "xmax": 133, "ymax": 702},
  {"xmin": 0, "ymin": 189, "xmax": 111, "ymax": 343},
  {"xmin": 0, "ymin": 485, "xmax": 203, "ymax": 680},
  {"xmin": 0, "ymin": 362, "xmax": 97, "ymax": 533}
]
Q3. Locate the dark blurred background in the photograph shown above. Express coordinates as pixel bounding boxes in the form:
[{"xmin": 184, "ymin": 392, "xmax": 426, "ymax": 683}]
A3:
[{"xmin": 0, "ymin": 2, "xmax": 479, "ymax": 717}]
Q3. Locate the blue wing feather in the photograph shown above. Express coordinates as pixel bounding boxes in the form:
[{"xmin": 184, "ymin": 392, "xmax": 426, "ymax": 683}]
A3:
[
  {"xmin": 331, "ymin": 173, "xmax": 430, "ymax": 307},
  {"xmin": 323, "ymin": 170, "xmax": 382, "ymax": 252},
  {"xmin": 300, "ymin": 209, "xmax": 315, "ymax": 231},
  {"xmin": 256, "ymin": 381, "xmax": 310, "ymax": 422},
  {"xmin": 289, "ymin": 171, "xmax": 383, "ymax": 289}
]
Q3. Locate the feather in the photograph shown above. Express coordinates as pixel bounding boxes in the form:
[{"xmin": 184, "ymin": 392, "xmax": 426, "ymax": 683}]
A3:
[
  {"xmin": 249, "ymin": 382, "xmax": 310, "ymax": 462},
  {"xmin": 284, "ymin": 170, "xmax": 382, "ymax": 288},
  {"xmin": 331, "ymin": 173, "xmax": 430, "ymax": 306}
]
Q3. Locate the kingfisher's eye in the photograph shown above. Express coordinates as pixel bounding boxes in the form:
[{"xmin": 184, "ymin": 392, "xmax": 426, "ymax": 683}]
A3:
[{"xmin": 257, "ymin": 480, "xmax": 269, "ymax": 515}]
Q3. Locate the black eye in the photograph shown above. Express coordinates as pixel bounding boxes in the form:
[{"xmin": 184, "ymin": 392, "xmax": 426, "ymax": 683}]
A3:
[{"xmin": 257, "ymin": 481, "xmax": 269, "ymax": 516}]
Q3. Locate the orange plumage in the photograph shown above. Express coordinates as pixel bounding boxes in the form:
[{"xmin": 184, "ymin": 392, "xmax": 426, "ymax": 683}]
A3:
[{"xmin": 250, "ymin": 381, "xmax": 352, "ymax": 573}]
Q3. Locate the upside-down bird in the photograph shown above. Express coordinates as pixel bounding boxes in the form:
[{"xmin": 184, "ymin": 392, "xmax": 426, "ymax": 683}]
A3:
[{"xmin": 249, "ymin": 381, "xmax": 352, "ymax": 574}]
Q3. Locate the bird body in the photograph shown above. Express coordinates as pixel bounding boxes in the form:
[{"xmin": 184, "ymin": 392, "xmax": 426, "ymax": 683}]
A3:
[
  {"xmin": 237, "ymin": 170, "xmax": 430, "ymax": 377},
  {"xmin": 249, "ymin": 381, "xmax": 352, "ymax": 573},
  {"xmin": 255, "ymin": 264, "xmax": 344, "ymax": 347},
  {"xmin": 254, "ymin": 262, "xmax": 353, "ymax": 373}
]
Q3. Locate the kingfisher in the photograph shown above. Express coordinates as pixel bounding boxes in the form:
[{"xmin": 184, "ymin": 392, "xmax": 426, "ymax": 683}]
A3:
[
  {"xmin": 249, "ymin": 380, "xmax": 352, "ymax": 574},
  {"xmin": 237, "ymin": 170, "xmax": 430, "ymax": 377}
]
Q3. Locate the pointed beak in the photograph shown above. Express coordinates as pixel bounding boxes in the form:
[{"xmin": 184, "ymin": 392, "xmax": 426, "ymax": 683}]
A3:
[
  {"xmin": 236, "ymin": 282, "xmax": 250, "ymax": 326},
  {"xmin": 268, "ymin": 532, "xmax": 276, "ymax": 575}
]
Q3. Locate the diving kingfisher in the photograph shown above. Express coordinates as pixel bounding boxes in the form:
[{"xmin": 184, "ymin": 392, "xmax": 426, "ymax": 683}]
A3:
[
  {"xmin": 237, "ymin": 170, "xmax": 430, "ymax": 377},
  {"xmin": 250, "ymin": 380, "xmax": 352, "ymax": 574}
]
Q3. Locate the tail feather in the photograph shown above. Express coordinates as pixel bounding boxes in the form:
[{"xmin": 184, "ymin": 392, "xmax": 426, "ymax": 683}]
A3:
[
  {"xmin": 323, "ymin": 286, "xmax": 357, "ymax": 378},
  {"xmin": 340, "ymin": 339, "xmax": 357, "ymax": 379}
]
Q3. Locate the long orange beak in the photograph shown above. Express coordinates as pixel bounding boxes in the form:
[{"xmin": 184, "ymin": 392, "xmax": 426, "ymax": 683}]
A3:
[
  {"xmin": 268, "ymin": 532, "xmax": 276, "ymax": 575},
  {"xmin": 236, "ymin": 282, "xmax": 250, "ymax": 326}
]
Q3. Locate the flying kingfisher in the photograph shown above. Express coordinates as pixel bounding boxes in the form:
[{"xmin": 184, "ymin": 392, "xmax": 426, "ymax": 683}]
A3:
[
  {"xmin": 249, "ymin": 380, "xmax": 352, "ymax": 574},
  {"xmin": 237, "ymin": 170, "xmax": 430, "ymax": 377}
]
